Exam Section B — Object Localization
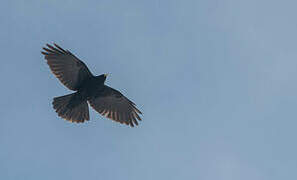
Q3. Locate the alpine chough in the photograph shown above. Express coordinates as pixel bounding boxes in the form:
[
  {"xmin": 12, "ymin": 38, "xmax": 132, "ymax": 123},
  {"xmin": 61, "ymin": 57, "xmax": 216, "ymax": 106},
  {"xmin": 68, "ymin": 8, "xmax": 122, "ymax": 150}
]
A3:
[{"xmin": 41, "ymin": 43, "xmax": 142, "ymax": 127}]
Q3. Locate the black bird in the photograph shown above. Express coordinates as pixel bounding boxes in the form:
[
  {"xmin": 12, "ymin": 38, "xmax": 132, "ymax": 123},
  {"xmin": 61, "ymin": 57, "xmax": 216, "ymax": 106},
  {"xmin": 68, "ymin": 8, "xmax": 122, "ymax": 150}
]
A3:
[{"xmin": 41, "ymin": 43, "xmax": 142, "ymax": 127}]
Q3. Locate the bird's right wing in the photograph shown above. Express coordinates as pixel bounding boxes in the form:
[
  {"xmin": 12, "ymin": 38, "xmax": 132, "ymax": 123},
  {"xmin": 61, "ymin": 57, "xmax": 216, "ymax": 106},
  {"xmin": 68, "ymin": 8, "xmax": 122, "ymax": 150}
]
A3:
[
  {"xmin": 88, "ymin": 85, "xmax": 142, "ymax": 127},
  {"xmin": 41, "ymin": 43, "xmax": 93, "ymax": 91}
]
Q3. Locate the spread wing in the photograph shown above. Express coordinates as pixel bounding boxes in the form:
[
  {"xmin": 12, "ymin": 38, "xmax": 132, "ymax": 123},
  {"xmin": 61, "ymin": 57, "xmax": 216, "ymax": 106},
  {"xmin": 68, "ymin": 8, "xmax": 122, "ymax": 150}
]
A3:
[
  {"xmin": 41, "ymin": 43, "xmax": 93, "ymax": 91},
  {"xmin": 88, "ymin": 85, "xmax": 142, "ymax": 127}
]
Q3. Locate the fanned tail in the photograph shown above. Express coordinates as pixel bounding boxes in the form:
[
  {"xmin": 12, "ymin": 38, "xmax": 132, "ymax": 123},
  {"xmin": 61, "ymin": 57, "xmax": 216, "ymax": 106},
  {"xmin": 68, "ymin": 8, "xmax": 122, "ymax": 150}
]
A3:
[{"xmin": 52, "ymin": 93, "xmax": 89, "ymax": 123}]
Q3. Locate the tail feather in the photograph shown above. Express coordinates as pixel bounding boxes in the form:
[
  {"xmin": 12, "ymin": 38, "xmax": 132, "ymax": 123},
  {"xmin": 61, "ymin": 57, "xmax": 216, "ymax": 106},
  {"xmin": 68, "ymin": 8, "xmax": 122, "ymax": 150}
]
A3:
[{"xmin": 52, "ymin": 93, "xmax": 89, "ymax": 123}]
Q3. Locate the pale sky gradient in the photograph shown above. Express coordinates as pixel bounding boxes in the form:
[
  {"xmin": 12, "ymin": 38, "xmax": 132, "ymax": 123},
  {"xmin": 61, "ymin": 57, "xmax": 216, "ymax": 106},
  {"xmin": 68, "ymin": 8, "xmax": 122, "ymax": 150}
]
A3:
[{"xmin": 1, "ymin": 0, "xmax": 297, "ymax": 179}]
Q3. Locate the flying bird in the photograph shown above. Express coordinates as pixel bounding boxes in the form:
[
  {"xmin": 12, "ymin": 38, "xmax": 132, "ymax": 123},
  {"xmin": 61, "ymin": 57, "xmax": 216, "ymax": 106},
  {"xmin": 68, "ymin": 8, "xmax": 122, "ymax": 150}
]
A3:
[{"xmin": 41, "ymin": 43, "xmax": 142, "ymax": 127}]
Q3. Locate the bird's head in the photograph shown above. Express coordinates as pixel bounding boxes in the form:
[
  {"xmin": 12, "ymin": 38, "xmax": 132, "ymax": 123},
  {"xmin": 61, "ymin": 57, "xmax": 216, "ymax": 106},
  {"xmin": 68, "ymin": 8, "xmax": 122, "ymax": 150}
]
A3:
[{"xmin": 96, "ymin": 73, "xmax": 108, "ymax": 83}]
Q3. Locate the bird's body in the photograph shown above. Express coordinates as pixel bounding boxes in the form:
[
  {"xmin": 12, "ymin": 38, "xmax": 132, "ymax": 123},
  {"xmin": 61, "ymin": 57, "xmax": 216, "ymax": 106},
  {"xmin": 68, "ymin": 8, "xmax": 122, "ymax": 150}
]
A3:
[
  {"xmin": 42, "ymin": 43, "xmax": 142, "ymax": 127},
  {"xmin": 75, "ymin": 75, "xmax": 105, "ymax": 100}
]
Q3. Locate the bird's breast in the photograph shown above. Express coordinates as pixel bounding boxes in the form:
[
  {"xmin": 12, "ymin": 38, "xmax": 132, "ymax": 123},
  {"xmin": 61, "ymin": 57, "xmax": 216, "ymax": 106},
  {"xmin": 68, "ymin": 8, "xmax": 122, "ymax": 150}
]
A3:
[{"xmin": 77, "ymin": 78, "xmax": 104, "ymax": 99}]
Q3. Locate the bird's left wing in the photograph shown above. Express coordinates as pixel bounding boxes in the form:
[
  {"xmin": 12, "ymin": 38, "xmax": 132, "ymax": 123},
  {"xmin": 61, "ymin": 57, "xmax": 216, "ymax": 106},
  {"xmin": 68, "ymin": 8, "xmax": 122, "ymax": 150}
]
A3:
[
  {"xmin": 41, "ymin": 43, "xmax": 93, "ymax": 91},
  {"xmin": 88, "ymin": 85, "xmax": 142, "ymax": 127}
]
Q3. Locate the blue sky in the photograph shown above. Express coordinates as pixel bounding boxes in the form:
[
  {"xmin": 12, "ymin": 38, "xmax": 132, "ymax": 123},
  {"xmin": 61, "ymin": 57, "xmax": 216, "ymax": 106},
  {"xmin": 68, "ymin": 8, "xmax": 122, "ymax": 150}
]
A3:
[{"xmin": 1, "ymin": 0, "xmax": 297, "ymax": 179}]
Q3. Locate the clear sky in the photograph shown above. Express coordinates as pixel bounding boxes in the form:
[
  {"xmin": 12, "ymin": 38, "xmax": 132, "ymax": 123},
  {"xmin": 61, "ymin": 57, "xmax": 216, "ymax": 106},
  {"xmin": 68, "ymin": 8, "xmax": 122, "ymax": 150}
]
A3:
[{"xmin": 1, "ymin": 0, "xmax": 297, "ymax": 179}]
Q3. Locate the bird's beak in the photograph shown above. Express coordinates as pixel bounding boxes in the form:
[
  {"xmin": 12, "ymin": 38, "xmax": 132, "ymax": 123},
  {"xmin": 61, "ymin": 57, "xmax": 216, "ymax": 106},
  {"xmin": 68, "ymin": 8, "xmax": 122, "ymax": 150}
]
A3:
[{"xmin": 104, "ymin": 73, "xmax": 109, "ymax": 78}]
